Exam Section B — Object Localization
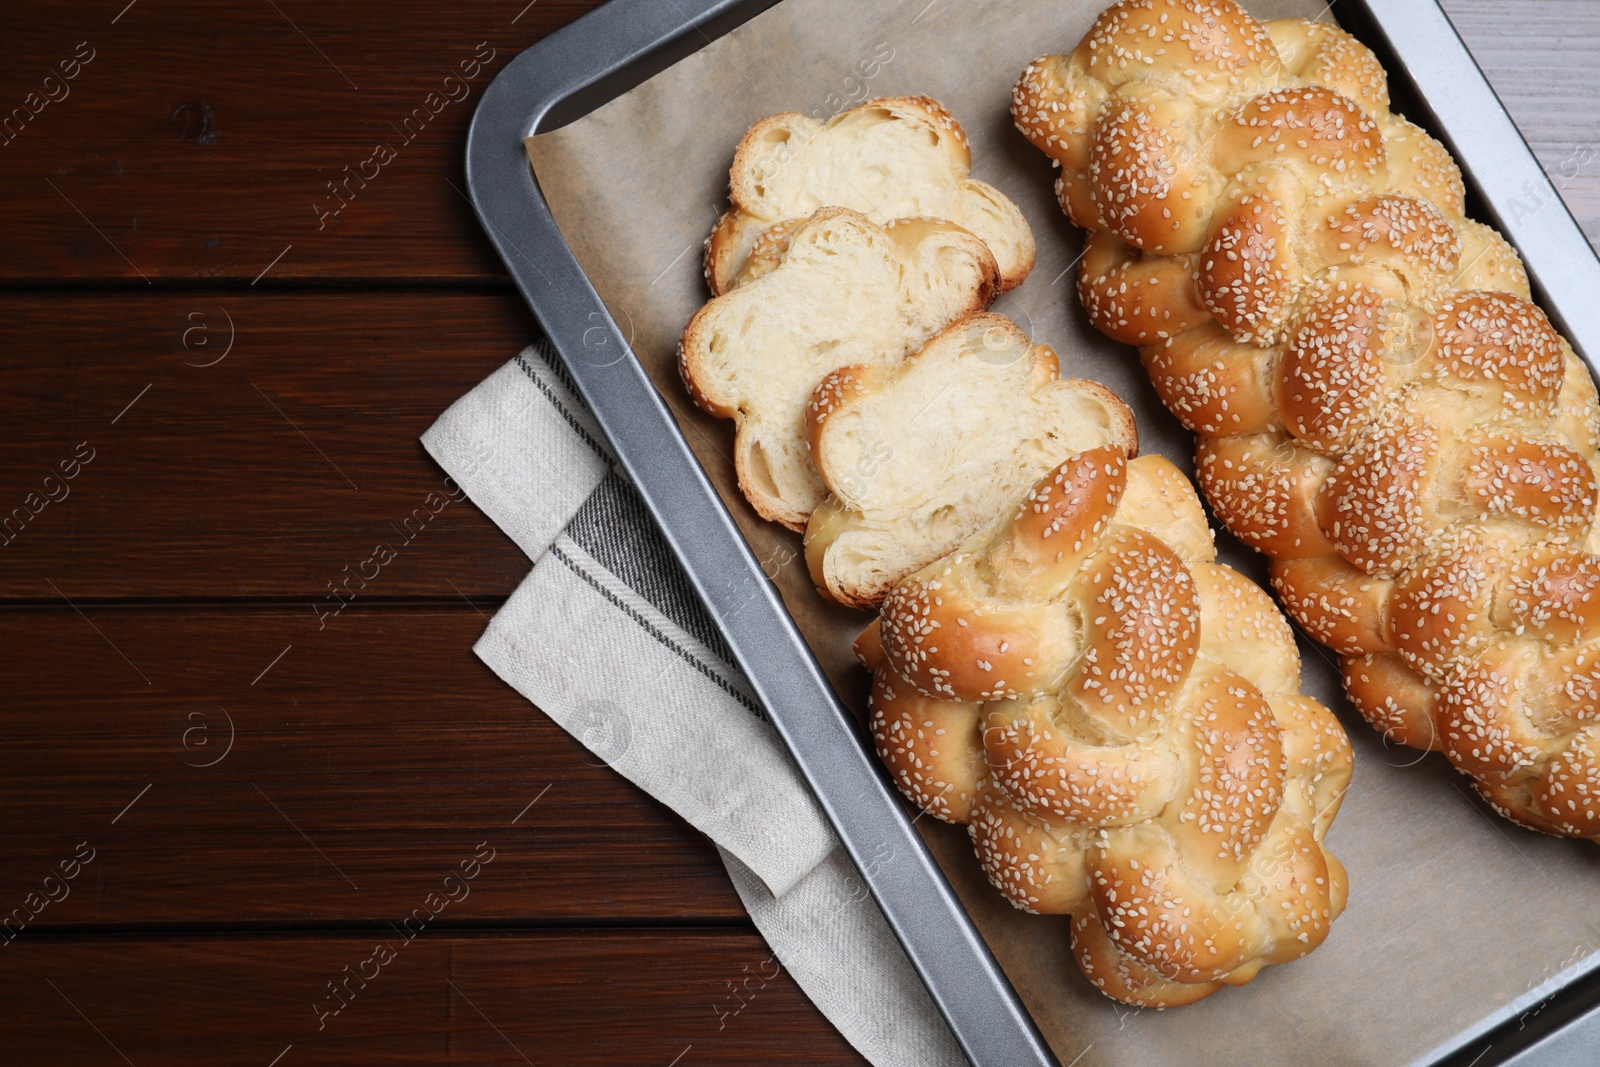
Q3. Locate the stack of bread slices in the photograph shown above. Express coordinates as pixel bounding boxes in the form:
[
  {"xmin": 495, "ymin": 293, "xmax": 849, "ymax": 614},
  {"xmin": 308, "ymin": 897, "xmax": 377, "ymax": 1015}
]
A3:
[{"xmin": 679, "ymin": 96, "xmax": 1353, "ymax": 1007}]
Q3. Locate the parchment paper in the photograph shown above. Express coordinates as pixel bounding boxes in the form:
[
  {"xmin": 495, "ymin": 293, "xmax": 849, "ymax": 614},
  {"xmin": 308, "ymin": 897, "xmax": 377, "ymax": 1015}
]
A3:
[{"xmin": 525, "ymin": 2, "xmax": 1600, "ymax": 1063}]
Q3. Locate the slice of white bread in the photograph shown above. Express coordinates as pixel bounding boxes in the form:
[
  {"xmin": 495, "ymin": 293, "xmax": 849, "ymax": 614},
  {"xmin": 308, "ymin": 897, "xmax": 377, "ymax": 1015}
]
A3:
[
  {"xmin": 804, "ymin": 313, "xmax": 1139, "ymax": 609},
  {"xmin": 706, "ymin": 97, "xmax": 1036, "ymax": 295},
  {"xmin": 679, "ymin": 207, "xmax": 1000, "ymax": 530}
]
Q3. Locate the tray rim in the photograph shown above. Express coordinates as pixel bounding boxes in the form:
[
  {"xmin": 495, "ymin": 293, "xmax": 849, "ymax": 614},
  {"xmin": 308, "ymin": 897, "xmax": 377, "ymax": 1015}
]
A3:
[{"xmin": 462, "ymin": 2, "xmax": 1600, "ymax": 1065}]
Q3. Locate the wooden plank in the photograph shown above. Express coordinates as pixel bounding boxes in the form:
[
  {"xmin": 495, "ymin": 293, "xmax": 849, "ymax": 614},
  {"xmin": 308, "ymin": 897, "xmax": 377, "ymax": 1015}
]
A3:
[
  {"xmin": 0, "ymin": 0, "xmax": 606, "ymax": 282},
  {"xmin": 0, "ymin": 608, "xmax": 744, "ymax": 926},
  {"xmin": 2, "ymin": 932, "xmax": 866, "ymax": 1065},
  {"xmin": 0, "ymin": 291, "xmax": 541, "ymax": 599}
]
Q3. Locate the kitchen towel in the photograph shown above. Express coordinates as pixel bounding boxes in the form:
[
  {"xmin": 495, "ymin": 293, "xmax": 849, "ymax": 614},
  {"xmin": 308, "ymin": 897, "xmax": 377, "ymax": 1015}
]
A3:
[{"xmin": 422, "ymin": 341, "xmax": 966, "ymax": 1067}]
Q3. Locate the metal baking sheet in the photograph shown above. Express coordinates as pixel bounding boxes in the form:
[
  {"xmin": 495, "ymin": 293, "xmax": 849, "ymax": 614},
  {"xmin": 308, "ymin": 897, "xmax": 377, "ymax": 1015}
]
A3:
[
  {"xmin": 463, "ymin": 2, "xmax": 1600, "ymax": 1064},
  {"xmin": 465, "ymin": 4, "xmax": 1053, "ymax": 1065}
]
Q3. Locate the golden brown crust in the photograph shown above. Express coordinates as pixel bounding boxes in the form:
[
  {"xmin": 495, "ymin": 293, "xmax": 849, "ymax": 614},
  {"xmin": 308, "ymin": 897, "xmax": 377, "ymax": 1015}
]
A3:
[
  {"xmin": 1314, "ymin": 417, "xmax": 1439, "ymax": 576},
  {"xmin": 1388, "ymin": 536, "xmax": 1503, "ymax": 675},
  {"xmin": 1070, "ymin": 909, "xmax": 1223, "ymax": 1009},
  {"xmin": 802, "ymin": 363, "xmax": 874, "ymax": 462},
  {"xmin": 993, "ymin": 445, "xmax": 1130, "ymax": 586},
  {"xmin": 1498, "ymin": 549, "xmax": 1600, "ymax": 645},
  {"xmin": 1527, "ymin": 731, "xmax": 1600, "ymax": 836},
  {"xmin": 1064, "ymin": 528, "xmax": 1200, "ymax": 738},
  {"xmin": 1270, "ymin": 554, "xmax": 1392, "ymax": 655},
  {"xmin": 1315, "ymin": 195, "xmax": 1462, "ymax": 287},
  {"xmin": 1090, "ymin": 90, "xmax": 1220, "ymax": 256},
  {"xmin": 1087, "ymin": 830, "xmax": 1260, "ymax": 985},
  {"xmin": 1216, "ymin": 86, "xmax": 1385, "ymax": 193},
  {"xmin": 1426, "ymin": 292, "xmax": 1566, "ymax": 411},
  {"xmin": 1196, "ymin": 433, "xmax": 1336, "ymax": 560},
  {"xmin": 984, "ymin": 698, "xmax": 1174, "ymax": 826},
  {"xmin": 1436, "ymin": 641, "xmax": 1552, "ymax": 778},
  {"xmin": 1081, "ymin": 0, "xmax": 1277, "ymax": 93},
  {"xmin": 1015, "ymin": 0, "xmax": 1600, "ymax": 843},
  {"xmin": 702, "ymin": 208, "xmax": 747, "ymax": 299},
  {"xmin": 1459, "ymin": 438, "xmax": 1598, "ymax": 536},
  {"xmin": 879, "ymin": 447, "xmax": 1129, "ymax": 702},
  {"xmin": 1199, "ymin": 189, "xmax": 1300, "ymax": 345},
  {"xmin": 1275, "ymin": 285, "xmax": 1389, "ymax": 454},
  {"xmin": 970, "ymin": 785, "xmax": 1095, "ymax": 915},
  {"xmin": 1079, "ymin": 231, "xmax": 1211, "ymax": 346},
  {"xmin": 1341, "ymin": 652, "xmax": 1440, "ymax": 751},
  {"xmin": 1165, "ymin": 665, "xmax": 1285, "ymax": 883},
  {"xmin": 1264, "ymin": 18, "xmax": 1388, "ymax": 116},
  {"xmin": 1141, "ymin": 319, "xmax": 1280, "ymax": 438},
  {"xmin": 730, "ymin": 217, "xmax": 804, "ymax": 289},
  {"xmin": 864, "ymin": 636, "xmax": 988, "ymax": 824}
]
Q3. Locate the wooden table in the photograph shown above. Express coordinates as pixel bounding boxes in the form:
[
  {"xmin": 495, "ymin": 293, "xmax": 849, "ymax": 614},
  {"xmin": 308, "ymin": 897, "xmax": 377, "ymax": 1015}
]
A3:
[{"xmin": 1, "ymin": 2, "xmax": 1595, "ymax": 1063}]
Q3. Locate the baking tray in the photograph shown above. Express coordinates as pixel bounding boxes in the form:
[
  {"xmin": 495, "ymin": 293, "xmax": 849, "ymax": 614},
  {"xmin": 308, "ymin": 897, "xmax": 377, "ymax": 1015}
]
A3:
[{"xmin": 463, "ymin": 2, "xmax": 1600, "ymax": 1065}]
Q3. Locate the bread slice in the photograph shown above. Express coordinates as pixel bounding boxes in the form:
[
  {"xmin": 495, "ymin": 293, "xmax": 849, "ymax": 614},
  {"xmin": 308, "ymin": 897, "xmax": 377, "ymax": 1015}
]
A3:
[
  {"xmin": 705, "ymin": 97, "xmax": 1035, "ymax": 294},
  {"xmin": 679, "ymin": 207, "xmax": 1000, "ymax": 530},
  {"xmin": 804, "ymin": 313, "xmax": 1138, "ymax": 608}
]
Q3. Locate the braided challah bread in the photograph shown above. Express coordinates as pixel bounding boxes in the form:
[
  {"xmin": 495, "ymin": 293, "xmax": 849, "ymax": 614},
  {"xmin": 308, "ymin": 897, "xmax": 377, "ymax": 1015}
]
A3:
[
  {"xmin": 1015, "ymin": 0, "xmax": 1600, "ymax": 840},
  {"xmin": 705, "ymin": 97, "xmax": 1036, "ymax": 294},
  {"xmin": 679, "ymin": 207, "xmax": 999, "ymax": 529},
  {"xmin": 804, "ymin": 313, "xmax": 1137, "ymax": 609},
  {"xmin": 860, "ymin": 446, "xmax": 1352, "ymax": 1006}
]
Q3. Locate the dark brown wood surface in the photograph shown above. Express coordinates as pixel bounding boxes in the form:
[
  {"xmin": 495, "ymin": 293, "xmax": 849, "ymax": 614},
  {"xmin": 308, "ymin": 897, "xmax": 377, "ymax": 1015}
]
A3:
[
  {"xmin": 10, "ymin": 934, "xmax": 857, "ymax": 1065},
  {"xmin": 2, "ymin": 0, "xmax": 1597, "ymax": 1063},
  {"xmin": 0, "ymin": 1, "xmax": 599, "ymax": 282},
  {"xmin": 0, "ymin": 609, "xmax": 743, "ymax": 926},
  {"xmin": 0, "ymin": 292, "xmax": 535, "ymax": 598}
]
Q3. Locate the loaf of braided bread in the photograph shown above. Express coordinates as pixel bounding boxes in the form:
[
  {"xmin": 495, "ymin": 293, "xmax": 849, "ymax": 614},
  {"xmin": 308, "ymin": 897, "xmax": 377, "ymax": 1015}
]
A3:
[
  {"xmin": 860, "ymin": 444, "xmax": 1352, "ymax": 1006},
  {"xmin": 1014, "ymin": 0, "xmax": 1600, "ymax": 839}
]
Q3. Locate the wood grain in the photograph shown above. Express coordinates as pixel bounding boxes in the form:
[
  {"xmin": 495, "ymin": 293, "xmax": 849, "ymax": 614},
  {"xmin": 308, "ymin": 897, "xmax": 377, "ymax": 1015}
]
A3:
[
  {"xmin": 0, "ymin": 0, "xmax": 606, "ymax": 283},
  {"xmin": 0, "ymin": 608, "xmax": 743, "ymax": 926},
  {"xmin": 2, "ymin": 932, "xmax": 865, "ymax": 1065},
  {"xmin": 0, "ymin": 292, "xmax": 537, "ymax": 599}
]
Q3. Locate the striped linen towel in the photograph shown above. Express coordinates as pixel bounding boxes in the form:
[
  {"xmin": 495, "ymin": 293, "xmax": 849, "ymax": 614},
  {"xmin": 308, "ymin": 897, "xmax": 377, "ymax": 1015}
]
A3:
[{"xmin": 423, "ymin": 341, "xmax": 965, "ymax": 1067}]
